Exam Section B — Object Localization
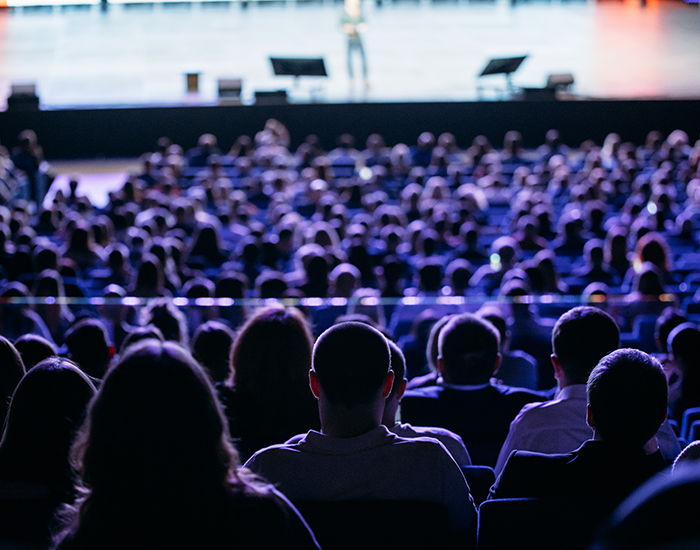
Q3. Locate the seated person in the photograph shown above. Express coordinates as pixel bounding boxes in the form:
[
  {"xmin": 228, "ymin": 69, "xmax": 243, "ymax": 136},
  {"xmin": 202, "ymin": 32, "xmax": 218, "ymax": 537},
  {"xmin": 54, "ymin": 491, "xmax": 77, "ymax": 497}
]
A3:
[
  {"xmin": 490, "ymin": 348, "xmax": 668, "ymax": 505},
  {"xmin": 495, "ymin": 306, "xmax": 680, "ymax": 475},
  {"xmin": 401, "ymin": 313, "xmax": 544, "ymax": 467},
  {"xmin": 383, "ymin": 341, "xmax": 471, "ymax": 466},
  {"xmin": 244, "ymin": 322, "xmax": 476, "ymax": 535}
]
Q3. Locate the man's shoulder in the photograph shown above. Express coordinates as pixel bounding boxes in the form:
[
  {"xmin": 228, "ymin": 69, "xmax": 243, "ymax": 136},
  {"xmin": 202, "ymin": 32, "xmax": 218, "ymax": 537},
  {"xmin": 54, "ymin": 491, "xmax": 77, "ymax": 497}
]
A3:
[
  {"xmin": 403, "ymin": 385, "xmax": 443, "ymax": 400},
  {"xmin": 491, "ymin": 383, "xmax": 547, "ymax": 404}
]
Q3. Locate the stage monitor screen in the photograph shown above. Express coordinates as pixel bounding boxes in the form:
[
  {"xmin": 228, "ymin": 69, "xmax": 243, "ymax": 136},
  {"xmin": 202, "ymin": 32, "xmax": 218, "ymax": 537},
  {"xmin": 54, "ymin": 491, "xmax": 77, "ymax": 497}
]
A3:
[{"xmin": 270, "ymin": 58, "xmax": 328, "ymax": 78}]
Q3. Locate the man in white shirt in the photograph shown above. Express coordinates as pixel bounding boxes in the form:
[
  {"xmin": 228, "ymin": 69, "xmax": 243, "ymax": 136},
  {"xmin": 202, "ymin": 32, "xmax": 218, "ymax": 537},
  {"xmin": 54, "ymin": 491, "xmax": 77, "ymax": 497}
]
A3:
[
  {"xmin": 495, "ymin": 306, "xmax": 680, "ymax": 475},
  {"xmin": 244, "ymin": 321, "xmax": 476, "ymax": 535}
]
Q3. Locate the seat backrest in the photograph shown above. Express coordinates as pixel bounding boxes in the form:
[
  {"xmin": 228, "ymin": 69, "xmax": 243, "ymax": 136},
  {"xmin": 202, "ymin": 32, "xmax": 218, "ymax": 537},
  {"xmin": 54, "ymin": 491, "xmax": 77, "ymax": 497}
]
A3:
[
  {"xmin": 680, "ymin": 406, "xmax": 700, "ymax": 440},
  {"xmin": 461, "ymin": 465, "xmax": 496, "ymax": 506},
  {"xmin": 294, "ymin": 500, "xmax": 451, "ymax": 550},
  {"xmin": 477, "ymin": 498, "xmax": 618, "ymax": 550}
]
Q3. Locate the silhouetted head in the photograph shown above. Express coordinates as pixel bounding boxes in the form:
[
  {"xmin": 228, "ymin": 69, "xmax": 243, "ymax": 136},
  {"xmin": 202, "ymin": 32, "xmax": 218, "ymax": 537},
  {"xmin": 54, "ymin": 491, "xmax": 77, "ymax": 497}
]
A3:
[
  {"xmin": 587, "ymin": 349, "xmax": 667, "ymax": 448},
  {"xmin": 13, "ymin": 334, "xmax": 56, "ymax": 371},
  {"xmin": 191, "ymin": 321, "xmax": 236, "ymax": 384},
  {"xmin": 119, "ymin": 325, "xmax": 165, "ymax": 357},
  {"xmin": 65, "ymin": 319, "xmax": 113, "ymax": 380},
  {"xmin": 438, "ymin": 313, "xmax": 500, "ymax": 385},
  {"xmin": 0, "ymin": 357, "xmax": 95, "ymax": 491},
  {"xmin": 552, "ymin": 306, "xmax": 620, "ymax": 385},
  {"xmin": 312, "ymin": 322, "xmax": 391, "ymax": 408},
  {"xmin": 232, "ymin": 307, "xmax": 313, "ymax": 397}
]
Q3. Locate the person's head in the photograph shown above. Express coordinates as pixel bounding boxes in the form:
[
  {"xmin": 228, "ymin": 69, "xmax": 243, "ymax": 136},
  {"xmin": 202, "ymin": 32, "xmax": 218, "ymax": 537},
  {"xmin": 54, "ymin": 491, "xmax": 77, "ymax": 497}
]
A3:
[
  {"xmin": 425, "ymin": 315, "xmax": 455, "ymax": 374},
  {"xmin": 64, "ymin": 318, "xmax": 113, "ymax": 380},
  {"xmin": 438, "ymin": 313, "xmax": 500, "ymax": 385},
  {"xmin": 587, "ymin": 349, "xmax": 667, "ymax": 448},
  {"xmin": 552, "ymin": 307, "xmax": 620, "ymax": 386},
  {"xmin": 667, "ymin": 323, "xmax": 700, "ymax": 377},
  {"xmin": 191, "ymin": 321, "xmax": 236, "ymax": 384},
  {"xmin": 119, "ymin": 325, "xmax": 165, "ymax": 357},
  {"xmin": 13, "ymin": 334, "xmax": 56, "ymax": 371},
  {"xmin": 68, "ymin": 340, "xmax": 242, "ymax": 537},
  {"xmin": 655, "ymin": 308, "xmax": 687, "ymax": 355},
  {"xmin": 311, "ymin": 322, "xmax": 392, "ymax": 409},
  {"xmin": 139, "ymin": 298, "xmax": 188, "ymax": 346},
  {"xmin": 231, "ymin": 306, "xmax": 313, "ymax": 396},
  {"xmin": 478, "ymin": 307, "xmax": 508, "ymax": 353},
  {"xmin": 633, "ymin": 262, "xmax": 666, "ymax": 295},
  {"xmin": 635, "ymin": 231, "xmax": 671, "ymax": 273},
  {"xmin": 0, "ymin": 357, "xmax": 95, "ymax": 490}
]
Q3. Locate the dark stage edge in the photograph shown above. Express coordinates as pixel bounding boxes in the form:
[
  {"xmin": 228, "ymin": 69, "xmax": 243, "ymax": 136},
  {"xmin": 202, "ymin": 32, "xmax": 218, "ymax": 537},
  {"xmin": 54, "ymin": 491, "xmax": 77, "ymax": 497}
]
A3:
[{"xmin": 1, "ymin": 98, "xmax": 699, "ymax": 160}]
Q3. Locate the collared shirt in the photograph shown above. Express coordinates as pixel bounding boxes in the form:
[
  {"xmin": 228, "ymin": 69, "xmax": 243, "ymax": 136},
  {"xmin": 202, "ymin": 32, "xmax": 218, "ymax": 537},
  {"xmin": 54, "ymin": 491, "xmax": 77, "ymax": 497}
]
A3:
[
  {"xmin": 494, "ymin": 384, "xmax": 681, "ymax": 476},
  {"xmin": 244, "ymin": 425, "xmax": 476, "ymax": 533},
  {"xmin": 494, "ymin": 384, "xmax": 593, "ymax": 476}
]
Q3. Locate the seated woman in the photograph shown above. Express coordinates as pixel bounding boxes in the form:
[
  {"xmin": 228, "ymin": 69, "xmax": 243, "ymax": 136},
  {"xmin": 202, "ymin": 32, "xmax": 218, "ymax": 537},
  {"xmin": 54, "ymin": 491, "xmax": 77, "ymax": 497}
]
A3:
[
  {"xmin": 0, "ymin": 358, "xmax": 95, "ymax": 546},
  {"xmin": 53, "ymin": 340, "xmax": 319, "ymax": 550},
  {"xmin": 217, "ymin": 306, "xmax": 320, "ymax": 462}
]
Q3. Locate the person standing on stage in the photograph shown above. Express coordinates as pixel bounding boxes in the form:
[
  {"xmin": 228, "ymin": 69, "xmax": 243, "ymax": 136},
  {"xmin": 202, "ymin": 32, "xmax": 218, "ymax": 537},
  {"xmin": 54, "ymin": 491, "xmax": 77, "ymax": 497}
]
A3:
[{"xmin": 341, "ymin": 0, "xmax": 369, "ymax": 89}]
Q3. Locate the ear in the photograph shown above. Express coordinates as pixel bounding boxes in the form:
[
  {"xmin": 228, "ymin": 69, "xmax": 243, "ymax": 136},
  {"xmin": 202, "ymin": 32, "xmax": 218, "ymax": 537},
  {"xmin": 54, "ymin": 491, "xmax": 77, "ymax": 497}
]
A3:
[
  {"xmin": 437, "ymin": 356, "xmax": 445, "ymax": 374},
  {"xmin": 396, "ymin": 378, "xmax": 408, "ymax": 402},
  {"xmin": 552, "ymin": 354, "xmax": 563, "ymax": 379},
  {"xmin": 382, "ymin": 370, "xmax": 395, "ymax": 399},
  {"xmin": 586, "ymin": 404, "xmax": 595, "ymax": 429},
  {"xmin": 309, "ymin": 370, "xmax": 320, "ymax": 399},
  {"xmin": 492, "ymin": 353, "xmax": 502, "ymax": 376}
]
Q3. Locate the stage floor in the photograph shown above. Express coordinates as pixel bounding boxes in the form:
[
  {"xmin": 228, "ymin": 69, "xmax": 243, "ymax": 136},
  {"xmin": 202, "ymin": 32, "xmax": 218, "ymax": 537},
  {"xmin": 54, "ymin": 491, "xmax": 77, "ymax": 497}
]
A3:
[{"xmin": 0, "ymin": 0, "xmax": 699, "ymax": 109}]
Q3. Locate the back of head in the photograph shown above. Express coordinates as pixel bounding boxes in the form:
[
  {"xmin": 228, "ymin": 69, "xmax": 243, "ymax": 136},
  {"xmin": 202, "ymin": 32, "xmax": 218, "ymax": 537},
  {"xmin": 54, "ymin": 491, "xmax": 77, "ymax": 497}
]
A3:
[
  {"xmin": 77, "ymin": 340, "xmax": 233, "ymax": 499},
  {"xmin": 232, "ymin": 307, "xmax": 313, "ymax": 397},
  {"xmin": 191, "ymin": 321, "xmax": 235, "ymax": 384},
  {"xmin": 438, "ymin": 313, "xmax": 500, "ymax": 385},
  {"xmin": 587, "ymin": 349, "xmax": 667, "ymax": 447},
  {"xmin": 65, "ymin": 319, "xmax": 112, "ymax": 380},
  {"xmin": 0, "ymin": 357, "xmax": 95, "ymax": 489},
  {"xmin": 313, "ymin": 322, "xmax": 391, "ymax": 408},
  {"xmin": 655, "ymin": 308, "xmax": 687, "ymax": 354},
  {"xmin": 552, "ymin": 306, "xmax": 620, "ymax": 384},
  {"xmin": 668, "ymin": 323, "xmax": 700, "ymax": 378},
  {"xmin": 13, "ymin": 334, "xmax": 55, "ymax": 371},
  {"xmin": 139, "ymin": 298, "xmax": 188, "ymax": 346}
]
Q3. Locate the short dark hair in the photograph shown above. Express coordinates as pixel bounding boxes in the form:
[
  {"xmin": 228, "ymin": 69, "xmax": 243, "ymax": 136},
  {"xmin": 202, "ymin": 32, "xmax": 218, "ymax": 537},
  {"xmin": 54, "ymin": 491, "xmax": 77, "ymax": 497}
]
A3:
[
  {"xmin": 587, "ymin": 348, "xmax": 667, "ymax": 447},
  {"xmin": 312, "ymin": 322, "xmax": 391, "ymax": 407},
  {"xmin": 552, "ymin": 306, "xmax": 619, "ymax": 384},
  {"xmin": 438, "ymin": 313, "xmax": 500, "ymax": 385}
]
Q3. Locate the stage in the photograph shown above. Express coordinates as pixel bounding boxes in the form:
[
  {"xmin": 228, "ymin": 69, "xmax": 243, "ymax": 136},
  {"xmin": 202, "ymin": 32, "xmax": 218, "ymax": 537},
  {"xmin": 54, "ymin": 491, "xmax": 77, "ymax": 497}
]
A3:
[{"xmin": 0, "ymin": 0, "xmax": 699, "ymax": 110}]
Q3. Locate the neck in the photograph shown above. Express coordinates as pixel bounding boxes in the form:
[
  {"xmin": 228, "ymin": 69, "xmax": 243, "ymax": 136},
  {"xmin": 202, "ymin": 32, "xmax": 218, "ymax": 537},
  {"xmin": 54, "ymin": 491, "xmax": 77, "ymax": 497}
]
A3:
[{"xmin": 319, "ymin": 400, "xmax": 384, "ymax": 439}]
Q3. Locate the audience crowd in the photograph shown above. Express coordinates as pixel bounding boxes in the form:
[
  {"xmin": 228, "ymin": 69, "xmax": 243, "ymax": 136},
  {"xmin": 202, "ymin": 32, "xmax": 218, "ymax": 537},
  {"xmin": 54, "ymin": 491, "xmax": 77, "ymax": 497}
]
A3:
[{"xmin": 0, "ymin": 122, "xmax": 698, "ymax": 548}]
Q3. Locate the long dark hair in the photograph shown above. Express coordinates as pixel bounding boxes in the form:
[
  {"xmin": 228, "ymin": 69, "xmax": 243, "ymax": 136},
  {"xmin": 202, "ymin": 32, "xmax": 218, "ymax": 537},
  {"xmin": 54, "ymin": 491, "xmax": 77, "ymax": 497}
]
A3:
[
  {"xmin": 55, "ymin": 340, "xmax": 271, "ymax": 549},
  {"xmin": 0, "ymin": 357, "xmax": 94, "ymax": 495},
  {"xmin": 229, "ymin": 307, "xmax": 319, "ymax": 449}
]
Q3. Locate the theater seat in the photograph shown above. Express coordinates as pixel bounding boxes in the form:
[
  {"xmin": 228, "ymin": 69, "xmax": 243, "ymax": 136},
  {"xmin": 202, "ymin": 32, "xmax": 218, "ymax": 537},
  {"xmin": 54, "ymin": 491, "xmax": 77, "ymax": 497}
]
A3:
[
  {"xmin": 680, "ymin": 406, "xmax": 700, "ymax": 440},
  {"xmin": 477, "ymin": 498, "xmax": 618, "ymax": 550},
  {"xmin": 461, "ymin": 465, "xmax": 496, "ymax": 506},
  {"xmin": 293, "ymin": 499, "xmax": 458, "ymax": 550}
]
